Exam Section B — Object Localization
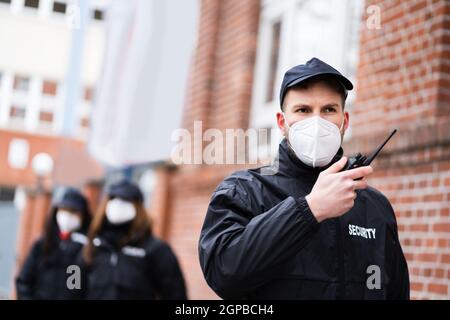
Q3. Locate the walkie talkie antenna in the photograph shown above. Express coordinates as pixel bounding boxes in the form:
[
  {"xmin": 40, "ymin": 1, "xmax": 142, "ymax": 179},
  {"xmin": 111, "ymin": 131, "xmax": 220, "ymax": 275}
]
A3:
[{"xmin": 363, "ymin": 129, "xmax": 397, "ymax": 166}]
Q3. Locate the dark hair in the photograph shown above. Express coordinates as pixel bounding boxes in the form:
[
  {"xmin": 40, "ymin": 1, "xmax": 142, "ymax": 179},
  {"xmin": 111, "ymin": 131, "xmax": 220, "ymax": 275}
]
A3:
[{"xmin": 281, "ymin": 74, "xmax": 348, "ymax": 111}]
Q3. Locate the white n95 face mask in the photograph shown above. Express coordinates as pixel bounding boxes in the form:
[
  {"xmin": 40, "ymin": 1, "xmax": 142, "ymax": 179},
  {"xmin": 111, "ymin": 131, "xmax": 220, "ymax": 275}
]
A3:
[
  {"xmin": 105, "ymin": 198, "xmax": 136, "ymax": 225},
  {"xmin": 56, "ymin": 210, "xmax": 81, "ymax": 233},
  {"xmin": 284, "ymin": 115, "xmax": 344, "ymax": 168}
]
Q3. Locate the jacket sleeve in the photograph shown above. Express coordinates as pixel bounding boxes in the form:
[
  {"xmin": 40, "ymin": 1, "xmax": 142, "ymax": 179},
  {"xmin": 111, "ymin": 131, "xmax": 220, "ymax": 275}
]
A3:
[
  {"xmin": 383, "ymin": 197, "xmax": 410, "ymax": 300},
  {"xmin": 149, "ymin": 240, "xmax": 188, "ymax": 300},
  {"xmin": 15, "ymin": 241, "xmax": 42, "ymax": 300},
  {"xmin": 372, "ymin": 188, "xmax": 410, "ymax": 300},
  {"xmin": 198, "ymin": 178, "xmax": 319, "ymax": 299},
  {"xmin": 388, "ymin": 238, "xmax": 410, "ymax": 300}
]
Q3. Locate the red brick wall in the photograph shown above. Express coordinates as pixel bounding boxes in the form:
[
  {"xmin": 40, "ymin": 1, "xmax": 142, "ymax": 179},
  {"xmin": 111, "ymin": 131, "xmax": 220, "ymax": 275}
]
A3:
[
  {"xmin": 347, "ymin": 0, "xmax": 450, "ymax": 299},
  {"xmin": 165, "ymin": 0, "xmax": 450, "ymax": 300}
]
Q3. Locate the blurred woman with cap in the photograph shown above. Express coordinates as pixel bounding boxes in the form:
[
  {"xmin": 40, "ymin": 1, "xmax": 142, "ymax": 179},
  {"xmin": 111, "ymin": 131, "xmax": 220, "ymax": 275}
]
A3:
[
  {"xmin": 82, "ymin": 179, "xmax": 187, "ymax": 300},
  {"xmin": 16, "ymin": 188, "xmax": 91, "ymax": 299}
]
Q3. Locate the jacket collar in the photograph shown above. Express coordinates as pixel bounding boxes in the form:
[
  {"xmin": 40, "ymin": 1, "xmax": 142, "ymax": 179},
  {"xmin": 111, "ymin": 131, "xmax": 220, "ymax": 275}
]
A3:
[{"xmin": 276, "ymin": 138, "xmax": 344, "ymax": 181}]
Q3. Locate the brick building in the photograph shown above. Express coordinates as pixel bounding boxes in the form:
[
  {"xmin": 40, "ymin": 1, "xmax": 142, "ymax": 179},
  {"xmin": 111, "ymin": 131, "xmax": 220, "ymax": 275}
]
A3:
[
  {"xmin": 352, "ymin": 0, "xmax": 450, "ymax": 299},
  {"xmin": 152, "ymin": 0, "xmax": 450, "ymax": 299}
]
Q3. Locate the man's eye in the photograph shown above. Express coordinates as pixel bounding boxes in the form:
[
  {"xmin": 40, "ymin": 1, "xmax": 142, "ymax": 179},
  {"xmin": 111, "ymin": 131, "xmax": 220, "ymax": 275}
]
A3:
[
  {"xmin": 324, "ymin": 107, "xmax": 337, "ymax": 113},
  {"xmin": 296, "ymin": 108, "xmax": 309, "ymax": 113}
]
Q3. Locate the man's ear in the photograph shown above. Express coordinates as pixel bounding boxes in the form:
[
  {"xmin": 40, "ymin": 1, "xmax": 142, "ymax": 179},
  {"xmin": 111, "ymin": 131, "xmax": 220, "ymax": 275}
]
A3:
[
  {"xmin": 344, "ymin": 111, "xmax": 349, "ymax": 131},
  {"xmin": 341, "ymin": 111, "xmax": 350, "ymax": 141},
  {"xmin": 276, "ymin": 112, "xmax": 288, "ymax": 136}
]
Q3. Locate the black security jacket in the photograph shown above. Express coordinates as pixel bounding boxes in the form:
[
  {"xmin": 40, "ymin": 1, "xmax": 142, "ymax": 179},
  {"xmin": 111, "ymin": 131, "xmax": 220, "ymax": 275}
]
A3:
[{"xmin": 199, "ymin": 139, "xmax": 409, "ymax": 299}]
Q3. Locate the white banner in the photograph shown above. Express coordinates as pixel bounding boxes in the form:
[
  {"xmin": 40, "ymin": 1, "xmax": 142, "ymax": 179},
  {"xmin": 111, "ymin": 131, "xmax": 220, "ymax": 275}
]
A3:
[{"xmin": 89, "ymin": 0, "xmax": 198, "ymax": 167}]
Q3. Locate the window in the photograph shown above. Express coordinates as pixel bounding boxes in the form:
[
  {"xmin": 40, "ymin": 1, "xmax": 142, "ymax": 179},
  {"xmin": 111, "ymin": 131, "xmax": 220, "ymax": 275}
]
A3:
[
  {"xmin": 7, "ymin": 139, "xmax": 29, "ymax": 169},
  {"xmin": 93, "ymin": 9, "xmax": 103, "ymax": 21},
  {"xmin": 10, "ymin": 75, "xmax": 30, "ymax": 127},
  {"xmin": 79, "ymin": 87, "xmax": 93, "ymax": 132},
  {"xmin": 42, "ymin": 80, "xmax": 57, "ymax": 96},
  {"xmin": 0, "ymin": 187, "xmax": 15, "ymax": 202},
  {"xmin": 39, "ymin": 111, "xmax": 53, "ymax": 123},
  {"xmin": 24, "ymin": 0, "xmax": 39, "ymax": 9},
  {"xmin": 84, "ymin": 86, "xmax": 93, "ymax": 101},
  {"xmin": 40, "ymin": 80, "xmax": 58, "ymax": 128},
  {"xmin": 9, "ymin": 105, "xmax": 26, "ymax": 120},
  {"xmin": 13, "ymin": 76, "xmax": 30, "ymax": 92},
  {"xmin": 80, "ymin": 117, "xmax": 89, "ymax": 128},
  {"xmin": 249, "ymin": 1, "xmax": 288, "ymax": 135},
  {"xmin": 52, "ymin": 1, "xmax": 66, "ymax": 14},
  {"xmin": 265, "ymin": 20, "xmax": 281, "ymax": 103}
]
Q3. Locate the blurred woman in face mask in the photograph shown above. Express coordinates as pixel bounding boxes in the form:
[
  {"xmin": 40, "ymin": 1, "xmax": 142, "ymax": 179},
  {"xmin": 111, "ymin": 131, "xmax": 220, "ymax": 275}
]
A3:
[
  {"xmin": 82, "ymin": 180, "xmax": 187, "ymax": 300},
  {"xmin": 16, "ymin": 188, "xmax": 91, "ymax": 300}
]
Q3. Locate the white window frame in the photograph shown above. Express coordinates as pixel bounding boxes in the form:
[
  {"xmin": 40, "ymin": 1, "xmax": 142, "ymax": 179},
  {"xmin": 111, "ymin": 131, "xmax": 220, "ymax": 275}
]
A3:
[
  {"xmin": 0, "ymin": 71, "xmax": 14, "ymax": 127},
  {"xmin": 250, "ymin": 0, "xmax": 296, "ymax": 131},
  {"xmin": 24, "ymin": 76, "xmax": 42, "ymax": 131},
  {"xmin": 249, "ymin": 0, "xmax": 298, "ymax": 160},
  {"xmin": 8, "ymin": 74, "xmax": 32, "ymax": 129}
]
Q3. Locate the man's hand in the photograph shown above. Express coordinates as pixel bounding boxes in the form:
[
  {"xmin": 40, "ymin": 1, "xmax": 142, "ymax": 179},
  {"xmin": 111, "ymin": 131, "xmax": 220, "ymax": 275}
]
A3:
[{"xmin": 305, "ymin": 157, "xmax": 373, "ymax": 223}]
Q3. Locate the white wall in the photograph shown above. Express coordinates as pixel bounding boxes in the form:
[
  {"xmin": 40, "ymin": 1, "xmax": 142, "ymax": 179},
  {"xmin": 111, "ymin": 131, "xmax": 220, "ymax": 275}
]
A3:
[
  {"xmin": 0, "ymin": 0, "xmax": 107, "ymax": 136},
  {"xmin": 0, "ymin": 0, "xmax": 105, "ymax": 85}
]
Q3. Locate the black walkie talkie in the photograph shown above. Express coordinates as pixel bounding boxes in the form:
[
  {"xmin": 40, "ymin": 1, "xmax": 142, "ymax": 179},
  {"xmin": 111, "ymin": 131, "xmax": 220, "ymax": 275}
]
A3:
[{"xmin": 342, "ymin": 129, "xmax": 397, "ymax": 171}]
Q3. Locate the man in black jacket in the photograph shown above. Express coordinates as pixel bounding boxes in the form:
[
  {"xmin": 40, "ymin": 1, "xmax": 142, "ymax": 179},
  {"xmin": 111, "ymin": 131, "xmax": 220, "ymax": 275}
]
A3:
[{"xmin": 198, "ymin": 57, "xmax": 409, "ymax": 299}]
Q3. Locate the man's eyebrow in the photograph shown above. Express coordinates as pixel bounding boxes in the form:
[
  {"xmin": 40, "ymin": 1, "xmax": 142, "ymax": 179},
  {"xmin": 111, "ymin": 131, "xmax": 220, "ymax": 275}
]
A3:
[
  {"xmin": 290, "ymin": 103, "xmax": 312, "ymax": 109},
  {"xmin": 321, "ymin": 103, "xmax": 340, "ymax": 108}
]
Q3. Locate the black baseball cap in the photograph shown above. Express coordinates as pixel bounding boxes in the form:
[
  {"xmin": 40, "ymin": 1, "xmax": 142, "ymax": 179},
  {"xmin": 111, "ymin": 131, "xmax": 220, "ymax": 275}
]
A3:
[
  {"xmin": 54, "ymin": 188, "xmax": 88, "ymax": 213},
  {"xmin": 107, "ymin": 179, "xmax": 144, "ymax": 203},
  {"xmin": 279, "ymin": 57, "xmax": 353, "ymax": 108}
]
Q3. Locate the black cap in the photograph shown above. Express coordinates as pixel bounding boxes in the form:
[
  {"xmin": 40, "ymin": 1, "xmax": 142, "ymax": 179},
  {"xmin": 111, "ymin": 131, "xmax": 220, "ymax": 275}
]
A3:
[
  {"xmin": 107, "ymin": 180, "xmax": 144, "ymax": 203},
  {"xmin": 54, "ymin": 188, "xmax": 88, "ymax": 213},
  {"xmin": 279, "ymin": 57, "xmax": 353, "ymax": 108}
]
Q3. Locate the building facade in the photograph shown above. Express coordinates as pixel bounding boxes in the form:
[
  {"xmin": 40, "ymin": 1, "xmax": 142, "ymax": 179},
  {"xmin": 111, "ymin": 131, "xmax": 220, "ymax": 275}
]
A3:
[
  {"xmin": 0, "ymin": 0, "xmax": 107, "ymax": 297},
  {"xmin": 6, "ymin": 0, "xmax": 450, "ymax": 300},
  {"xmin": 153, "ymin": 0, "xmax": 450, "ymax": 299}
]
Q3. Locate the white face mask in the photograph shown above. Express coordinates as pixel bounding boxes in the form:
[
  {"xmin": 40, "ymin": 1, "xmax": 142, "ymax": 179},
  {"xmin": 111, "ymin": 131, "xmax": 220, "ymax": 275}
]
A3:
[
  {"xmin": 105, "ymin": 198, "xmax": 136, "ymax": 225},
  {"xmin": 284, "ymin": 114, "xmax": 344, "ymax": 168},
  {"xmin": 56, "ymin": 210, "xmax": 81, "ymax": 233}
]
